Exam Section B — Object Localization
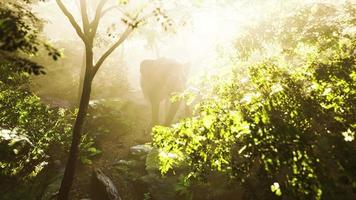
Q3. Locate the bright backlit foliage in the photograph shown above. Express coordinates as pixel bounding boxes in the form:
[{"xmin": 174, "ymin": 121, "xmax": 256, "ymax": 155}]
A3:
[{"xmin": 153, "ymin": 2, "xmax": 356, "ymax": 199}]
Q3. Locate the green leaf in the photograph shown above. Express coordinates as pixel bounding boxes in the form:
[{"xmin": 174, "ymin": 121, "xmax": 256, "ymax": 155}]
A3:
[{"xmin": 202, "ymin": 115, "xmax": 214, "ymax": 129}]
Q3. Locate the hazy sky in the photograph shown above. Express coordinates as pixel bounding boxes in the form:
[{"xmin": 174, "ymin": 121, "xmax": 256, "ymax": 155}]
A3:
[
  {"xmin": 33, "ymin": 0, "xmax": 241, "ymax": 88},
  {"xmin": 32, "ymin": 0, "xmax": 342, "ymax": 89}
]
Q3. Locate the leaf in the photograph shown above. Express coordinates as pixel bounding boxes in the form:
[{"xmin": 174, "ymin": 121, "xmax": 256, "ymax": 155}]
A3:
[
  {"xmin": 342, "ymin": 129, "xmax": 354, "ymax": 142},
  {"xmin": 271, "ymin": 182, "xmax": 282, "ymax": 196},
  {"xmin": 80, "ymin": 157, "xmax": 92, "ymax": 165},
  {"xmin": 202, "ymin": 115, "xmax": 214, "ymax": 129},
  {"xmin": 238, "ymin": 145, "xmax": 247, "ymax": 154}
]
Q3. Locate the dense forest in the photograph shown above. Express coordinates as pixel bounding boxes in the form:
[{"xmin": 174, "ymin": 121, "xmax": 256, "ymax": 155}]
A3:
[{"xmin": 0, "ymin": 0, "xmax": 355, "ymax": 200}]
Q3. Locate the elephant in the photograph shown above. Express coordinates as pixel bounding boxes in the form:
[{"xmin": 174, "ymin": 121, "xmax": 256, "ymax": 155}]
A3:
[{"xmin": 140, "ymin": 57, "xmax": 189, "ymax": 126}]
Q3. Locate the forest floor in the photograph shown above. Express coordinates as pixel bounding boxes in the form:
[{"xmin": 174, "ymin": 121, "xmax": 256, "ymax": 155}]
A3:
[
  {"xmin": 1, "ymin": 92, "xmax": 187, "ymax": 200},
  {"xmin": 70, "ymin": 97, "xmax": 152, "ymax": 199}
]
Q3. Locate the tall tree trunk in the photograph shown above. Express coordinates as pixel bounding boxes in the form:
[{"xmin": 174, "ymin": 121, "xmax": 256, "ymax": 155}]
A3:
[
  {"xmin": 77, "ymin": 50, "xmax": 86, "ymax": 106},
  {"xmin": 58, "ymin": 46, "xmax": 93, "ymax": 200},
  {"xmin": 55, "ymin": 1, "xmax": 133, "ymax": 198}
]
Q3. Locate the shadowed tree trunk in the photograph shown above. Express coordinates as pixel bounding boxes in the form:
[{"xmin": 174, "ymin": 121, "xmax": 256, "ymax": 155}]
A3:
[
  {"xmin": 58, "ymin": 45, "xmax": 93, "ymax": 200},
  {"xmin": 77, "ymin": 50, "xmax": 86, "ymax": 106}
]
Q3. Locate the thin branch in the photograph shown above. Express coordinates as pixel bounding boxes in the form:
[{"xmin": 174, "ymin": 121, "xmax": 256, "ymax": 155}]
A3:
[
  {"xmin": 90, "ymin": 0, "xmax": 109, "ymax": 38},
  {"xmin": 100, "ymin": 5, "xmax": 116, "ymax": 18},
  {"xmin": 100, "ymin": 5, "xmax": 127, "ymax": 18},
  {"xmin": 80, "ymin": 0, "xmax": 90, "ymax": 35},
  {"xmin": 55, "ymin": 0, "xmax": 85, "ymax": 41},
  {"xmin": 133, "ymin": 10, "xmax": 157, "ymax": 27},
  {"xmin": 91, "ymin": 9, "xmax": 154, "ymax": 77},
  {"xmin": 92, "ymin": 26, "xmax": 133, "ymax": 77}
]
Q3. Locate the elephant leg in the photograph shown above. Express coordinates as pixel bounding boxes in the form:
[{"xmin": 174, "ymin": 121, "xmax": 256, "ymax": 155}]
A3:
[
  {"xmin": 150, "ymin": 98, "xmax": 160, "ymax": 126},
  {"xmin": 164, "ymin": 100, "xmax": 181, "ymax": 126}
]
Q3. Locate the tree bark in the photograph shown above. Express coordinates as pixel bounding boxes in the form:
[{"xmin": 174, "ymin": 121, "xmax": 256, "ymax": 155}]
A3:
[
  {"xmin": 77, "ymin": 50, "xmax": 86, "ymax": 106},
  {"xmin": 58, "ymin": 46, "xmax": 93, "ymax": 200}
]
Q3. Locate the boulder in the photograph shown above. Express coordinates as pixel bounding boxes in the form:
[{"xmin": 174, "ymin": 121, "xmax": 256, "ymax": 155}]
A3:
[
  {"xmin": 129, "ymin": 144, "xmax": 152, "ymax": 157},
  {"xmin": 140, "ymin": 173, "xmax": 180, "ymax": 200},
  {"xmin": 91, "ymin": 168, "xmax": 121, "ymax": 200},
  {"xmin": 40, "ymin": 163, "xmax": 65, "ymax": 200}
]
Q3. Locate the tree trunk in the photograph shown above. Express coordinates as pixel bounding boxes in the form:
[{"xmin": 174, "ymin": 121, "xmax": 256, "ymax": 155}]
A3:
[
  {"xmin": 58, "ymin": 46, "xmax": 93, "ymax": 200},
  {"xmin": 77, "ymin": 50, "xmax": 86, "ymax": 106}
]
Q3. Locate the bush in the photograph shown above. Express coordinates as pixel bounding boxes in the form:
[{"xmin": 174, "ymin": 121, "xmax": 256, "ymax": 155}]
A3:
[
  {"xmin": 0, "ymin": 65, "xmax": 74, "ymax": 179},
  {"xmin": 152, "ymin": 2, "xmax": 356, "ymax": 199},
  {"xmin": 0, "ymin": 61, "xmax": 95, "ymax": 180}
]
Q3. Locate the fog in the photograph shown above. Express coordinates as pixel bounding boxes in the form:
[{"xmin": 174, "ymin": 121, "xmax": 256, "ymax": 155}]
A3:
[
  {"xmin": 2, "ymin": 0, "xmax": 353, "ymax": 199},
  {"xmin": 28, "ymin": 0, "xmax": 344, "ymax": 105},
  {"xmin": 32, "ymin": 0, "xmax": 274, "ymax": 93}
]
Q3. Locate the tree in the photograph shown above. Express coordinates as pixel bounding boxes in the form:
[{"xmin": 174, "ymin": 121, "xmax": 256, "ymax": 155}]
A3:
[
  {"xmin": 0, "ymin": 1, "xmax": 81, "ymax": 193},
  {"xmin": 54, "ymin": 0, "xmax": 172, "ymax": 199},
  {"xmin": 152, "ymin": 2, "xmax": 356, "ymax": 200},
  {"xmin": 0, "ymin": 0, "xmax": 60, "ymax": 74},
  {"xmin": 0, "ymin": 65, "xmax": 74, "ymax": 181},
  {"xmin": 0, "ymin": 0, "xmax": 68, "ymax": 182}
]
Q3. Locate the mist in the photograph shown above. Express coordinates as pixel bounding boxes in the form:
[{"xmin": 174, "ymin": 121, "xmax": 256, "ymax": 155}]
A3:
[
  {"xmin": 31, "ymin": 0, "xmax": 276, "ymax": 94},
  {"xmin": 1, "ymin": 0, "xmax": 354, "ymax": 200}
]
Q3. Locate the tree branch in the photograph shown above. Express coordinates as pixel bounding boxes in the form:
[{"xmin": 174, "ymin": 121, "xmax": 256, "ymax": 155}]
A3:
[
  {"xmin": 92, "ymin": 26, "xmax": 133, "ymax": 77},
  {"xmin": 80, "ymin": 0, "xmax": 90, "ymax": 35},
  {"xmin": 90, "ymin": 0, "xmax": 108, "ymax": 38},
  {"xmin": 100, "ymin": 5, "xmax": 126, "ymax": 18},
  {"xmin": 55, "ymin": 0, "xmax": 85, "ymax": 41},
  {"xmin": 100, "ymin": 6, "xmax": 116, "ymax": 17}
]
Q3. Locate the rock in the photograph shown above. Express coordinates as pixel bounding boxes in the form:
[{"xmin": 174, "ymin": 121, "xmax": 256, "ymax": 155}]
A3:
[
  {"xmin": 53, "ymin": 160, "xmax": 62, "ymax": 168},
  {"xmin": 142, "ymin": 148, "xmax": 194, "ymax": 200},
  {"xmin": 129, "ymin": 144, "xmax": 153, "ymax": 157},
  {"xmin": 91, "ymin": 168, "xmax": 122, "ymax": 200},
  {"xmin": 140, "ymin": 173, "xmax": 180, "ymax": 200},
  {"xmin": 113, "ymin": 159, "xmax": 139, "ymax": 170},
  {"xmin": 40, "ymin": 172, "xmax": 63, "ymax": 200},
  {"xmin": 114, "ymin": 159, "xmax": 132, "ymax": 166}
]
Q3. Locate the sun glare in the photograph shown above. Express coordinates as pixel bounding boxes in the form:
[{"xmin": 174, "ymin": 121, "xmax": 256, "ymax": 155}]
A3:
[{"xmin": 35, "ymin": 0, "xmax": 292, "ymax": 87}]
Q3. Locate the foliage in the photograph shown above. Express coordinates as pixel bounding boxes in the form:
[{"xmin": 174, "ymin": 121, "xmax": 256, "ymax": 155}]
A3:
[
  {"xmin": 0, "ymin": 64, "xmax": 74, "ymax": 179},
  {"xmin": 0, "ymin": 0, "xmax": 68, "ymax": 183},
  {"xmin": 78, "ymin": 134, "xmax": 102, "ymax": 165},
  {"xmin": 235, "ymin": 1, "xmax": 356, "ymax": 60},
  {"xmin": 152, "ymin": 2, "xmax": 356, "ymax": 200},
  {"xmin": 86, "ymin": 99, "xmax": 133, "ymax": 136},
  {"xmin": 0, "ymin": 0, "xmax": 60, "ymax": 74},
  {"xmin": 0, "ymin": 60, "xmax": 98, "ymax": 180},
  {"xmin": 76, "ymin": 99, "xmax": 136, "ymax": 166},
  {"xmin": 79, "ymin": 99, "xmax": 136, "ymax": 165}
]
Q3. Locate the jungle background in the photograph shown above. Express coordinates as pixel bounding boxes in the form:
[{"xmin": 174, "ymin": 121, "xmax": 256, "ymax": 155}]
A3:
[{"xmin": 0, "ymin": 0, "xmax": 355, "ymax": 200}]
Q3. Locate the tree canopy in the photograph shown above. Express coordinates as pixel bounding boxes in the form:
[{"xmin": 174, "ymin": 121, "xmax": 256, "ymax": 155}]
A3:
[{"xmin": 153, "ymin": 2, "xmax": 356, "ymax": 199}]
